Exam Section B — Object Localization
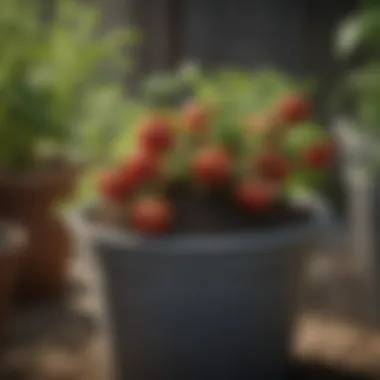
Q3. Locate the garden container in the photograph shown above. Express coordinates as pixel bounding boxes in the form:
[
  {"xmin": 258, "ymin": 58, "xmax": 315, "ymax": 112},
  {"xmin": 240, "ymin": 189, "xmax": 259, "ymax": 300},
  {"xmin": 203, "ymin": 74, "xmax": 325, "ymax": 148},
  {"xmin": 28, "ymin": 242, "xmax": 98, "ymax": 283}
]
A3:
[
  {"xmin": 0, "ymin": 222, "xmax": 26, "ymax": 332},
  {"xmin": 80, "ymin": 196, "xmax": 333, "ymax": 380},
  {"xmin": 0, "ymin": 164, "xmax": 80, "ymax": 300}
]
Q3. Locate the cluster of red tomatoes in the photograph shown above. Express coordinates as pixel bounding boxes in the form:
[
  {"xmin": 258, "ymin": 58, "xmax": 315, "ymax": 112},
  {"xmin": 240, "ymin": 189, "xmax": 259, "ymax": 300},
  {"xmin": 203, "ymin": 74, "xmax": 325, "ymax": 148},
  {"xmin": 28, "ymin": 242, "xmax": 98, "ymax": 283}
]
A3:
[{"xmin": 99, "ymin": 94, "xmax": 334, "ymax": 235}]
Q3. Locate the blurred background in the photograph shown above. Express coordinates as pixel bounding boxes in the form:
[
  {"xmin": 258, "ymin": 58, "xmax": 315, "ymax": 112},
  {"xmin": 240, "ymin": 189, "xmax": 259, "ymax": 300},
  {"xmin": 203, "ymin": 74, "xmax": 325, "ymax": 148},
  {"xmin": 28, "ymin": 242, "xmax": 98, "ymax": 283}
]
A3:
[{"xmin": 3, "ymin": 0, "xmax": 380, "ymax": 379}]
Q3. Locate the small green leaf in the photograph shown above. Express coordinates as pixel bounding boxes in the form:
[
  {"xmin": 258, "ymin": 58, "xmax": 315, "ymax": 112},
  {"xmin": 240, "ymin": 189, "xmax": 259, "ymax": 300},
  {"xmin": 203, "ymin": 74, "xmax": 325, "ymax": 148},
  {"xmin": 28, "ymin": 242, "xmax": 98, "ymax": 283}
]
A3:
[
  {"xmin": 289, "ymin": 169, "xmax": 327, "ymax": 192},
  {"xmin": 284, "ymin": 123, "xmax": 328, "ymax": 157},
  {"xmin": 335, "ymin": 15, "xmax": 363, "ymax": 59},
  {"xmin": 335, "ymin": 10, "xmax": 380, "ymax": 59}
]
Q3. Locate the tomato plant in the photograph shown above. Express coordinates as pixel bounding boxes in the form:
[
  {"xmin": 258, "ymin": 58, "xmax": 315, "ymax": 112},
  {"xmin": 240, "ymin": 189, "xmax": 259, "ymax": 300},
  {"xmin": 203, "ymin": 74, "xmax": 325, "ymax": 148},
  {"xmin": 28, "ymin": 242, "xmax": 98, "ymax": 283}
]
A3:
[{"xmin": 98, "ymin": 68, "xmax": 334, "ymax": 235}]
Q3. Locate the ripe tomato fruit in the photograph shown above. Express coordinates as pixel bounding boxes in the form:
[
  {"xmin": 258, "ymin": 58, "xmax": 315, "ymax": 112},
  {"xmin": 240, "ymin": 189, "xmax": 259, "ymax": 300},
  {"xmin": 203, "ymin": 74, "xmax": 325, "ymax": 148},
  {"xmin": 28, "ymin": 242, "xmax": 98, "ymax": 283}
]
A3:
[
  {"xmin": 130, "ymin": 197, "xmax": 174, "ymax": 235},
  {"xmin": 277, "ymin": 94, "xmax": 312, "ymax": 124},
  {"xmin": 122, "ymin": 150, "xmax": 160, "ymax": 186},
  {"xmin": 99, "ymin": 170, "xmax": 132, "ymax": 201},
  {"xmin": 302, "ymin": 141, "xmax": 334, "ymax": 169},
  {"xmin": 192, "ymin": 147, "xmax": 232, "ymax": 186},
  {"xmin": 255, "ymin": 152, "xmax": 289, "ymax": 182},
  {"xmin": 182, "ymin": 100, "xmax": 208, "ymax": 133},
  {"xmin": 139, "ymin": 115, "xmax": 175, "ymax": 154},
  {"xmin": 235, "ymin": 180, "xmax": 278, "ymax": 212}
]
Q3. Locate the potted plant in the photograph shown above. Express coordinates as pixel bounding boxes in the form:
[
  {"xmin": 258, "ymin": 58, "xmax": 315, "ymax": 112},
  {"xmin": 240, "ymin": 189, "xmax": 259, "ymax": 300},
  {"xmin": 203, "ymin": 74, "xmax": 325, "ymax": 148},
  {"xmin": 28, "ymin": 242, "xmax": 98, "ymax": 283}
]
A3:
[
  {"xmin": 0, "ymin": 222, "xmax": 26, "ymax": 331},
  {"xmin": 82, "ymin": 69, "xmax": 335, "ymax": 379},
  {"xmin": 0, "ymin": 0, "xmax": 136, "ymax": 299}
]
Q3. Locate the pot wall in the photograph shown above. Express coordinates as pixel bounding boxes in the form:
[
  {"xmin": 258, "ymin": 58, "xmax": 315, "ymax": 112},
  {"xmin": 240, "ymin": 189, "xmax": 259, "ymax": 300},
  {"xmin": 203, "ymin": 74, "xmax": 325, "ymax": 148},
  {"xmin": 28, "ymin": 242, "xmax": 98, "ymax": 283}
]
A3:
[
  {"xmin": 98, "ymin": 242, "xmax": 303, "ymax": 379},
  {"xmin": 85, "ymin": 199, "xmax": 333, "ymax": 380}
]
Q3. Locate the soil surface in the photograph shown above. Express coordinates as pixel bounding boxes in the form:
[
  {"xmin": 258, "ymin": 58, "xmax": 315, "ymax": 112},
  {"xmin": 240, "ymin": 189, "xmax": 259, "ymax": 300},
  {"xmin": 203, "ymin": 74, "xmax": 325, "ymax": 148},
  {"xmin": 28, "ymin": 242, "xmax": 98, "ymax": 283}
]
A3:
[{"xmin": 165, "ymin": 181, "xmax": 311, "ymax": 234}]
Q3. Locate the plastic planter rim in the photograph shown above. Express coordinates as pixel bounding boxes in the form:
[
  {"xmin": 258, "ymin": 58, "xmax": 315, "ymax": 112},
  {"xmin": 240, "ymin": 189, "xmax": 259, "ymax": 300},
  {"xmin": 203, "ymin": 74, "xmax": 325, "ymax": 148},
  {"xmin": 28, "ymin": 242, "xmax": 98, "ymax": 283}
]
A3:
[{"xmin": 75, "ymin": 194, "xmax": 337, "ymax": 255}]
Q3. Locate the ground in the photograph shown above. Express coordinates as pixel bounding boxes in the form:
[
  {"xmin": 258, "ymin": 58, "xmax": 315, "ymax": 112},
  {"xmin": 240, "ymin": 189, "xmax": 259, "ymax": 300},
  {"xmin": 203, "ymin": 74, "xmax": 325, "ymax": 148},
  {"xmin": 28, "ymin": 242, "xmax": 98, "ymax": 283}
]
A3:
[{"xmin": 1, "ymin": 222, "xmax": 380, "ymax": 379}]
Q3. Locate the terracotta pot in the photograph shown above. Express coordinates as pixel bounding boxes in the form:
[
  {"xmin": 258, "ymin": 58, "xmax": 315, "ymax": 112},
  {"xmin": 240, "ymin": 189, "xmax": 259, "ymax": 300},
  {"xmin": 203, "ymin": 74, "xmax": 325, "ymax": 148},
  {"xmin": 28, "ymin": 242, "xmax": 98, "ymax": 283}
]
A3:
[
  {"xmin": 0, "ymin": 164, "xmax": 80, "ymax": 300},
  {"xmin": 0, "ymin": 222, "xmax": 26, "ymax": 330}
]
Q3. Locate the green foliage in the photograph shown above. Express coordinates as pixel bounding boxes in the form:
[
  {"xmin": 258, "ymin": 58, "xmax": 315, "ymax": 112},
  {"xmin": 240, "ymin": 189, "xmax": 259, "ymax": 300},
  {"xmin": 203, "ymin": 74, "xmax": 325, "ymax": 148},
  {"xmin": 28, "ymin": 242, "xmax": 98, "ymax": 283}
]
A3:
[
  {"xmin": 104, "ymin": 66, "xmax": 327, "ymax": 196},
  {"xmin": 284, "ymin": 122, "xmax": 328, "ymax": 156},
  {"xmin": 142, "ymin": 72, "xmax": 188, "ymax": 107},
  {"xmin": 143, "ymin": 63, "xmax": 311, "ymax": 117},
  {"xmin": 335, "ymin": 6, "xmax": 380, "ymax": 59},
  {"xmin": 284, "ymin": 122, "xmax": 330, "ymax": 191},
  {"xmin": 334, "ymin": 1, "xmax": 380, "ymax": 147},
  {"xmin": 185, "ymin": 65, "xmax": 299, "ymax": 114},
  {"xmin": 0, "ymin": 0, "xmax": 138, "ymax": 170},
  {"xmin": 114, "ymin": 64, "xmax": 320, "ymax": 156},
  {"xmin": 111, "ymin": 101, "xmax": 148, "ymax": 162}
]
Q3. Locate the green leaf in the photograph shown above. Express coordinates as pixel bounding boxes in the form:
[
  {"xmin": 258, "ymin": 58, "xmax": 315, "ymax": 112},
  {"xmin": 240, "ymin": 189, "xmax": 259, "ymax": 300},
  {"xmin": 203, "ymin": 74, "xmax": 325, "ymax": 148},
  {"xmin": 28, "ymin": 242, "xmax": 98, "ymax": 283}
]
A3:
[
  {"xmin": 335, "ymin": 15, "xmax": 363, "ymax": 59},
  {"xmin": 289, "ymin": 170, "xmax": 327, "ymax": 191},
  {"xmin": 335, "ymin": 10, "xmax": 380, "ymax": 59},
  {"xmin": 177, "ymin": 61, "xmax": 202, "ymax": 86},
  {"xmin": 284, "ymin": 123, "xmax": 328, "ymax": 157}
]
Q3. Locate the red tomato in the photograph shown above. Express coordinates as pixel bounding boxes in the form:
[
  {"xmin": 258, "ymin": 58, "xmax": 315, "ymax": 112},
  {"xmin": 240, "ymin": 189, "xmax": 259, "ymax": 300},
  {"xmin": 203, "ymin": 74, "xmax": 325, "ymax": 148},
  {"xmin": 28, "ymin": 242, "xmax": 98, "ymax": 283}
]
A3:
[
  {"xmin": 277, "ymin": 94, "xmax": 312, "ymax": 124},
  {"xmin": 99, "ymin": 170, "xmax": 132, "ymax": 201},
  {"xmin": 192, "ymin": 147, "xmax": 232, "ymax": 185},
  {"xmin": 139, "ymin": 115, "xmax": 175, "ymax": 154},
  {"xmin": 182, "ymin": 100, "xmax": 208, "ymax": 133},
  {"xmin": 130, "ymin": 197, "xmax": 174, "ymax": 235},
  {"xmin": 303, "ymin": 141, "xmax": 334, "ymax": 168},
  {"xmin": 255, "ymin": 152, "xmax": 289, "ymax": 182},
  {"xmin": 235, "ymin": 180, "xmax": 278, "ymax": 212},
  {"xmin": 122, "ymin": 150, "xmax": 160, "ymax": 186}
]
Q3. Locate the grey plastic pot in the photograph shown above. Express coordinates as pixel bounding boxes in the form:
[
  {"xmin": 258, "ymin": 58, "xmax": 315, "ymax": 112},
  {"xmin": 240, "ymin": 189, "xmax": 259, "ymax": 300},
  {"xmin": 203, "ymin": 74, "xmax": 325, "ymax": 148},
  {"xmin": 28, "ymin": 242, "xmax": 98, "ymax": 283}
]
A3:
[{"xmin": 80, "ymin": 196, "xmax": 334, "ymax": 380}]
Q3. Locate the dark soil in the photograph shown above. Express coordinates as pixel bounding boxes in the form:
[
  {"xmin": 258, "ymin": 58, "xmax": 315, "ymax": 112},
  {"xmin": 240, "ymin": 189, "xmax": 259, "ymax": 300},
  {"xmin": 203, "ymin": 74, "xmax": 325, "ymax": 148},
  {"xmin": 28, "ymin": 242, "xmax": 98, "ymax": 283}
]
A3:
[{"xmin": 165, "ymin": 181, "xmax": 311, "ymax": 235}]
